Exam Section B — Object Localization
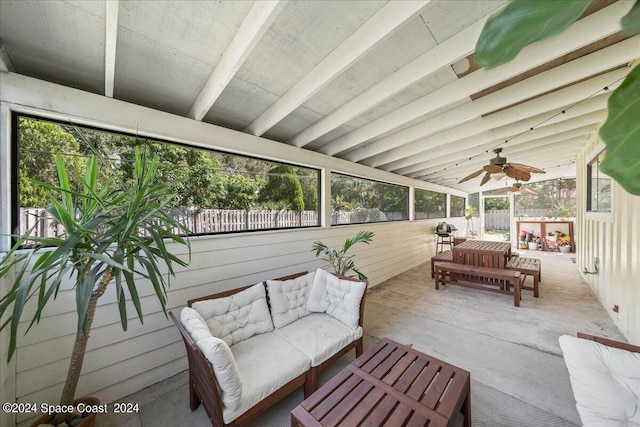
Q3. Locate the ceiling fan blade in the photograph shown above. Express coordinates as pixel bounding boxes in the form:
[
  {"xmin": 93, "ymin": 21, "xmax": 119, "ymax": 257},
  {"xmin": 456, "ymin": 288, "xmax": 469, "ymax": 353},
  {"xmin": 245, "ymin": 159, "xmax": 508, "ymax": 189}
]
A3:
[
  {"xmin": 522, "ymin": 187, "xmax": 537, "ymax": 195},
  {"xmin": 483, "ymin": 164, "xmax": 503, "ymax": 174},
  {"xmin": 506, "ymin": 163, "xmax": 546, "ymax": 174},
  {"xmin": 480, "ymin": 171, "xmax": 492, "ymax": 186},
  {"xmin": 458, "ymin": 168, "xmax": 484, "ymax": 183},
  {"xmin": 505, "ymin": 168, "xmax": 532, "ymax": 181}
]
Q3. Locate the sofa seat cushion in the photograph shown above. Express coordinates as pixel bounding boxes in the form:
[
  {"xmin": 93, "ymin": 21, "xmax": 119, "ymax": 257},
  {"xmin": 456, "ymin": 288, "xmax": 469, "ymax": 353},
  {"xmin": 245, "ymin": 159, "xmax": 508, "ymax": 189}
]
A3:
[
  {"xmin": 266, "ymin": 271, "xmax": 315, "ymax": 328},
  {"xmin": 192, "ymin": 283, "xmax": 273, "ymax": 347},
  {"xmin": 222, "ymin": 332, "xmax": 310, "ymax": 424},
  {"xmin": 274, "ymin": 313, "xmax": 363, "ymax": 367},
  {"xmin": 559, "ymin": 335, "xmax": 640, "ymax": 427},
  {"xmin": 180, "ymin": 308, "xmax": 242, "ymax": 410}
]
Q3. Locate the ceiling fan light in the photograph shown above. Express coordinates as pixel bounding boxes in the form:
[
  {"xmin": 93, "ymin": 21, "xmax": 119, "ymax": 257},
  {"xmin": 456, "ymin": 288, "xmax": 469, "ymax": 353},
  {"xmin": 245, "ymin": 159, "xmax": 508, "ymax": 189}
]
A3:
[{"xmin": 492, "ymin": 171, "xmax": 506, "ymax": 180}]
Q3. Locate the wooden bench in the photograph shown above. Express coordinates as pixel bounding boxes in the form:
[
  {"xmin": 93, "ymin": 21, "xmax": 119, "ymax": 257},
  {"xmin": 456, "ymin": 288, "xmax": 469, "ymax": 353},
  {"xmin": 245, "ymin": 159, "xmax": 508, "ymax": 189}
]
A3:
[
  {"xmin": 430, "ymin": 250, "xmax": 452, "ymax": 278},
  {"xmin": 505, "ymin": 257, "xmax": 541, "ymax": 297},
  {"xmin": 435, "ymin": 262, "xmax": 522, "ymax": 307}
]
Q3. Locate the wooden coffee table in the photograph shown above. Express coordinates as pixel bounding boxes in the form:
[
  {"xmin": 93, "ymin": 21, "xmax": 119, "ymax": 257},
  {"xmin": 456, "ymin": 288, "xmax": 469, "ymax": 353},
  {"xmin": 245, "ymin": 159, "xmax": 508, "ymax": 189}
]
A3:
[{"xmin": 291, "ymin": 338, "xmax": 471, "ymax": 426}]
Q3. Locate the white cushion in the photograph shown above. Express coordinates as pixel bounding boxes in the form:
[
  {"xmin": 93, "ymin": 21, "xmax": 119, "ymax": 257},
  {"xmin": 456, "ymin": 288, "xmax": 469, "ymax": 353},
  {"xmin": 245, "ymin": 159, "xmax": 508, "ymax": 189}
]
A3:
[
  {"xmin": 180, "ymin": 308, "xmax": 242, "ymax": 410},
  {"xmin": 306, "ymin": 268, "xmax": 365, "ymax": 329},
  {"xmin": 222, "ymin": 333, "xmax": 310, "ymax": 424},
  {"xmin": 307, "ymin": 268, "xmax": 330, "ymax": 312},
  {"xmin": 192, "ymin": 283, "xmax": 273, "ymax": 346},
  {"xmin": 324, "ymin": 273, "xmax": 366, "ymax": 329},
  {"xmin": 266, "ymin": 271, "xmax": 315, "ymax": 328},
  {"xmin": 274, "ymin": 313, "xmax": 363, "ymax": 366},
  {"xmin": 559, "ymin": 335, "xmax": 640, "ymax": 427}
]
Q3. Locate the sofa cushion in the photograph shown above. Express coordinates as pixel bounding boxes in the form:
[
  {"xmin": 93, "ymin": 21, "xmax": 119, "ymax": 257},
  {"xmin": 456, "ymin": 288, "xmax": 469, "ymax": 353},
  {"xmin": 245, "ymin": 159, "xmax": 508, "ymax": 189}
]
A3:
[
  {"xmin": 274, "ymin": 313, "xmax": 363, "ymax": 366},
  {"xmin": 266, "ymin": 271, "xmax": 315, "ymax": 328},
  {"xmin": 192, "ymin": 283, "xmax": 273, "ymax": 347},
  {"xmin": 559, "ymin": 335, "xmax": 640, "ymax": 427},
  {"xmin": 180, "ymin": 308, "xmax": 242, "ymax": 410},
  {"xmin": 307, "ymin": 268, "xmax": 366, "ymax": 329},
  {"xmin": 307, "ymin": 268, "xmax": 330, "ymax": 312},
  {"xmin": 222, "ymin": 332, "xmax": 310, "ymax": 424}
]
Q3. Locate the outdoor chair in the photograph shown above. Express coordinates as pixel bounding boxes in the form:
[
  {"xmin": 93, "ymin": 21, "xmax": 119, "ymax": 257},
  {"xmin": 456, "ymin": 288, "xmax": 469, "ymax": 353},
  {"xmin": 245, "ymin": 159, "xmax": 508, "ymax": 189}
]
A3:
[{"xmin": 435, "ymin": 222, "xmax": 454, "ymax": 253}]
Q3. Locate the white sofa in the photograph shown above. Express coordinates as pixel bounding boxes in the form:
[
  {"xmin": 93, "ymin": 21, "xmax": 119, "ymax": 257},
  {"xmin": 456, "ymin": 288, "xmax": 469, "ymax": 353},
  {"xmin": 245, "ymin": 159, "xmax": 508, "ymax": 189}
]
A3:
[
  {"xmin": 559, "ymin": 333, "xmax": 640, "ymax": 427},
  {"xmin": 170, "ymin": 269, "xmax": 367, "ymax": 427}
]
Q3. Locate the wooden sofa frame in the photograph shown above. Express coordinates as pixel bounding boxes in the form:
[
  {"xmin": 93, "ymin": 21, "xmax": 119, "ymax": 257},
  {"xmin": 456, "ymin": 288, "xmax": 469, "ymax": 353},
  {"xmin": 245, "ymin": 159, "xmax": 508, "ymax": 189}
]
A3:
[
  {"xmin": 170, "ymin": 271, "xmax": 367, "ymax": 427},
  {"xmin": 577, "ymin": 332, "xmax": 640, "ymax": 353}
]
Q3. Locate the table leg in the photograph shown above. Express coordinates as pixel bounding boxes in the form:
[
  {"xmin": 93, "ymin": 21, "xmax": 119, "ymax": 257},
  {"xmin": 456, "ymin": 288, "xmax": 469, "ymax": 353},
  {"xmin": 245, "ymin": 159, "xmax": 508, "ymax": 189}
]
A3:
[{"xmin": 463, "ymin": 382, "xmax": 472, "ymax": 427}]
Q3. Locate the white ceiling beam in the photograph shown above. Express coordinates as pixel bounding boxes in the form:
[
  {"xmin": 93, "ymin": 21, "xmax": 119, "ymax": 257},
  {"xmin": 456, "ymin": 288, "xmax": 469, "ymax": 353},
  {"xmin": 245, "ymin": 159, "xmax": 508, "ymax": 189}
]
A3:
[
  {"xmin": 355, "ymin": 40, "xmax": 636, "ymax": 166},
  {"xmin": 188, "ymin": 0, "xmax": 284, "ymax": 121},
  {"xmin": 288, "ymin": 8, "xmax": 494, "ymax": 148},
  {"xmin": 243, "ymin": 0, "xmax": 430, "ymax": 136},
  {"xmin": 104, "ymin": 0, "xmax": 119, "ymax": 98},
  {"xmin": 429, "ymin": 143, "xmax": 584, "ymax": 183},
  {"xmin": 320, "ymin": 1, "xmax": 633, "ymax": 157},
  {"xmin": 403, "ymin": 121, "xmax": 601, "ymax": 178},
  {"xmin": 377, "ymin": 68, "xmax": 624, "ymax": 172},
  {"xmin": 402, "ymin": 105, "xmax": 607, "ymax": 177},
  {"xmin": 0, "ymin": 39, "xmax": 15, "ymax": 72},
  {"xmin": 402, "ymin": 109, "xmax": 607, "ymax": 177}
]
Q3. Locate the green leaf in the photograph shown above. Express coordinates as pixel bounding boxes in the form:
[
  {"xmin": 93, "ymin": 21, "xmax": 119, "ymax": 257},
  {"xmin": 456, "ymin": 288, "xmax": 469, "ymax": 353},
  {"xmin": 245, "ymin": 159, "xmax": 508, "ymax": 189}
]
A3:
[
  {"xmin": 475, "ymin": 0, "xmax": 590, "ymax": 69},
  {"xmin": 599, "ymin": 63, "xmax": 640, "ymax": 195},
  {"xmin": 621, "ymin": 0, "xmax": 640, "ymax": 36}
]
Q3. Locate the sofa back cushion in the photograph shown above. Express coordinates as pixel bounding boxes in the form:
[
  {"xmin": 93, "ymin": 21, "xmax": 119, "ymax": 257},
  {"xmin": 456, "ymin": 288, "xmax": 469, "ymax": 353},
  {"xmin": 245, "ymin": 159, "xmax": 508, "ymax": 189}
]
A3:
[
  {"xmin": 559, "ymin": 334, "xmax": 640, "ymax": 426},
  {"xmin": 266, "ymin": 271, "xmax": 315, "ymax": 328},
  {"xmin": 192, "ymin": 283, "xmax": 274, "ymax": 347},
  {"xmin": 306, "ymin": 268, "xmax": 366, "ymax": 330},
  {"xmin": 180, "ymin": 307, "xmax": 242, "ymax": 410}
]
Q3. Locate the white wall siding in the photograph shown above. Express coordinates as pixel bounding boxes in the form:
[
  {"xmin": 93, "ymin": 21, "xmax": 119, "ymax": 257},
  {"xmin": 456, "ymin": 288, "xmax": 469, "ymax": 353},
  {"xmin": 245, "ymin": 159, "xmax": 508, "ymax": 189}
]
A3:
[
  {"xmin": 576, "ymin": 138, "xmax": 640, "ymax": 345},
  {"xmin": 0, "ymin": 73, "xmax": 466, "ymax": 425}
]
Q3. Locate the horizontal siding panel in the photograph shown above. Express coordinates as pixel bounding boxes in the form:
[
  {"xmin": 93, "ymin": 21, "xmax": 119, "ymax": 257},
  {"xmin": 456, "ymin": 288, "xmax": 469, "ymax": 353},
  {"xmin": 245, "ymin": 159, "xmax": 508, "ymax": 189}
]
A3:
[{"xmin": 17, "ymin": 325, "xmax": 177, "ymax": 396}]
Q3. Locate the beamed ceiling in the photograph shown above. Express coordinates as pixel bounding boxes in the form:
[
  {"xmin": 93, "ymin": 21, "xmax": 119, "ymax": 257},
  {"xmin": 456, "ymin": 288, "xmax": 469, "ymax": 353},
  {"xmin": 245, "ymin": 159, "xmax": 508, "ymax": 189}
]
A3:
[{"xmin": 1, "ymin": 0, "xmax": 638, "ymax": 193}]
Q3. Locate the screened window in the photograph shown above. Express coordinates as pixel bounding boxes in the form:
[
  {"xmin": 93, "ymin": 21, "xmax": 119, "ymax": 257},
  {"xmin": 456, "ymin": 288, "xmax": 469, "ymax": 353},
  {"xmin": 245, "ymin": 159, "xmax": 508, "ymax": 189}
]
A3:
[
  {"xmin": 587, "ymin": 150, "xmax": 611, "ymax": 213},
  {"xmin": 414, "ymin": 189, "xmax": 446, "ymax": 219},
  {"xmin": 331, "ymin": 173, "xmax": 408, "ymax": 225},
  {"xmin": 450, "ymin": 195, "xmax": 465, "ymax": 218},
  {"xmin": 13, "ymin": 115, "xmax": 320, "ymax": 240}
]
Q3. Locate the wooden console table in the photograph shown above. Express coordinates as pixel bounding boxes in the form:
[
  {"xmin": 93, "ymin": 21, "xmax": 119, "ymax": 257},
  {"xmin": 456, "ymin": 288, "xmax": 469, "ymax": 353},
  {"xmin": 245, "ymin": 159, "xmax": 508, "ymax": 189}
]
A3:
[{"xmin": 291, "ymin": 338, "xmax": 471, "ymax": 427}]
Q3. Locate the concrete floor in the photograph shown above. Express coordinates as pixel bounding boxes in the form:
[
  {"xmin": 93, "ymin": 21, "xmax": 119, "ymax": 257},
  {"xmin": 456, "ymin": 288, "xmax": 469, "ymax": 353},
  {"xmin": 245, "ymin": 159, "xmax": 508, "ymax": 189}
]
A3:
[{"xmin": 99, "ymin": 250, "xmax": 625, "ymax": 426}]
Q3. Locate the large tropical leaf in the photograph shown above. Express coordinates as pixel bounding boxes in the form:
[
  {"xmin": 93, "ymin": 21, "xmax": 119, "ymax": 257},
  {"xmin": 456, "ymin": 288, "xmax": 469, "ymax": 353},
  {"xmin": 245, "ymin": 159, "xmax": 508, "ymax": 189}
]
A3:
[
  {"xmin": 475, "ymin": 0, "xmax": 590, "ymax": 69},
  {"xmin": 599, "ymin": 63, "xmax": 640, "ymax": 195}
]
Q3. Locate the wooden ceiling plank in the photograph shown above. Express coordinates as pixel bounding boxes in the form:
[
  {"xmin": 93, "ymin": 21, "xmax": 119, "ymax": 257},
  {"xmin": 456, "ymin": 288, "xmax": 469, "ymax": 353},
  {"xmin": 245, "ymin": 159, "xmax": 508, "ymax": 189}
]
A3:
[
  {"xmin": 188, "ymin": 1, "xmax": 284, "ymax": 121},
  {"xmin": 243, "ymin": 0, "xmax": 430, "ymax": 136}
]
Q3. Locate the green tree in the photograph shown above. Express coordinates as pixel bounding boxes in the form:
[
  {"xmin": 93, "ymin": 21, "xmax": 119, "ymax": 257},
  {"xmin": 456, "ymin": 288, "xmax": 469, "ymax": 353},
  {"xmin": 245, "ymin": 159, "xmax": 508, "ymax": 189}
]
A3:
[
  {"xmin": 484, "ymin": 197, "xmax": 509, "ymax": 211},
  {"xmin": 216, "ymin": 174, "xmax": 262, "ymax": 210},
  {"xmin": 18, "ymin": 119, "xmax": 87, "ymax": 207},
  {"xmin": 259, "ymin": 165, "xmax": 305, "ymax": 211}
]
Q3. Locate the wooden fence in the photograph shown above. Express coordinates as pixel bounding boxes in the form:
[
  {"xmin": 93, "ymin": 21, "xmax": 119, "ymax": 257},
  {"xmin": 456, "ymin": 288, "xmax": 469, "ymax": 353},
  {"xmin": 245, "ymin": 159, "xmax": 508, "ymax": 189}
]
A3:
[
  {"xmin": 19, "ymin": 208, "xmax": 413, "ymax": 238},
  {"xmin": 484, "ymin": 208, "xmax": 552, "ymax": 230},
  {"xmin": 18, "ymin": 208, "xmax": 320, "ymax": 238}
]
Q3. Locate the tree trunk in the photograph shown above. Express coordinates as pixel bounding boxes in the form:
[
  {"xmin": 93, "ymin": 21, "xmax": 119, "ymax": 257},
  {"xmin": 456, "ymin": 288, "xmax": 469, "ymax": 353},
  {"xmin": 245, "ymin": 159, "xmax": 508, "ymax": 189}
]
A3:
[{"xmin": 58, "ymin": 268, "xmax": 113, "ymax": 410}]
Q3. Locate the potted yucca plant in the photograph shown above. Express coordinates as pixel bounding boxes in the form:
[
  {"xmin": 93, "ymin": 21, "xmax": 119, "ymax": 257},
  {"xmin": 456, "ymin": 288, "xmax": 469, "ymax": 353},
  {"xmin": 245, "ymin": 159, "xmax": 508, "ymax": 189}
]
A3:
[{"xmin": 0, "ymin": 146, "xmax": 190, "ymax": 426}]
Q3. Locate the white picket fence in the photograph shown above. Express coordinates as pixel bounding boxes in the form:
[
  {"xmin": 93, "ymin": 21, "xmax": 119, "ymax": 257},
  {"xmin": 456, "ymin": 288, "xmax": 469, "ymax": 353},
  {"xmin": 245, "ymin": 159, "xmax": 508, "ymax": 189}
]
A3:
[{"xmin": 18, "ymin": 208, "xmax": 320, "ymax": 238}]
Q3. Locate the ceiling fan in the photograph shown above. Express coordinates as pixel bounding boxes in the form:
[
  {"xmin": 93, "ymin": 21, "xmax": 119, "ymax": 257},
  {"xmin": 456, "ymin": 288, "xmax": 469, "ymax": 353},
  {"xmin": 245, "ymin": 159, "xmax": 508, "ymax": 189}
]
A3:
[
  {"xmin": 494, "ymin": 181, "xmax": 537, "ymax": 195},
  {"xmin": 458, "ymin": 148, "xmax": 546, "ymax": 185}
]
